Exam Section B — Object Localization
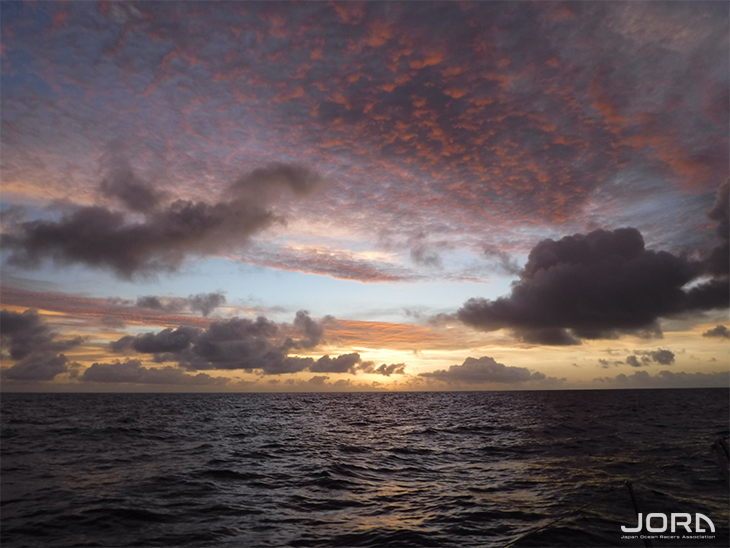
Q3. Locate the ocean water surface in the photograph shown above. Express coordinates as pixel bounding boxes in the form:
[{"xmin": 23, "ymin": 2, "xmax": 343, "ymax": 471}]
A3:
[{"xmin": 1, "ymin": 389, "xmax": 728, "ymax": 547}]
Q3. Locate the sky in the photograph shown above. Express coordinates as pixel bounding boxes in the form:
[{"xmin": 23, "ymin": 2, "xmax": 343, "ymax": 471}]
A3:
[{"xmin": 0, "ymin": 0, "xmax": 728, "ymax": 392}]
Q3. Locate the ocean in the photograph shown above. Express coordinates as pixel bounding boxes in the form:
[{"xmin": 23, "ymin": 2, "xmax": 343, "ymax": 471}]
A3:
[{"xmin": 1, "ymin": 389, "xmax": 728, "ymax": 547}]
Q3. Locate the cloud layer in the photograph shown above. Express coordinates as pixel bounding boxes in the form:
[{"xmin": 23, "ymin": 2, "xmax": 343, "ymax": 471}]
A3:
[
  {"xmin": 82, "ymin": 359, "xmax": 229, "ymax": 386},
  {"xmin": 1, "ymin": 2, "xmax": 727, "ymax": 283},
  {"xmin": 594, "ymin": 370, "xmax": 729, "ymax": 389}
]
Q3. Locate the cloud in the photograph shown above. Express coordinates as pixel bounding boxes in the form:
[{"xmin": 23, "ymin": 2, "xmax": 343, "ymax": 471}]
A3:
[
  {"xmin": 237, "ymin": 244, "xmax": 418, "ymax": 283},
  {"xmin": 356, "ymin": 361, "xmax": 407, "ymax": 376},
  {"xmin": 0, "ymin": 308, "xmax": 83, "ymax": 381},
  {"xmin": 593, "ymin": 369, "xmax": 729, "ymax": 389},
  {"xmin": 626, "ymin": 348, "xmax": 676, "ymax": 367},
  {"xmin": 2, "ymin": 353, "xmax": 72, "ymax": 381},
  {"xmin": 310, "ymin": 352, "xmax": 362, "ymax": 373},
  {"xmin": 110, "ymin": 326, "xmax": 201, "ymax": 354},
  {"xmin": 703, "ymin": 325, "xmax": 730, "ymax": 339},
  {"xmin": 277, "ymin": 376, "xmax": 390, "ymax": 392},
  {"xmin": 307, "ymin": 375, "xmax": 330, "ymax": 386},
  {"xmin": 3, "ymin": 163, "xmax": 323, "ymax": 278},
  {"xmin": 483, "ymin": 244, "xmax": 521, "ymax": 276},
  {"xmin": 99, "ymin": 154, "xmax": 165, "ymax": 213},
  {"xmin": 81, "ymin": 359, "xmax": 229, "ymax": 385},
  {"xmin": 410, "ymin": 245, "xmax": 442, "ymax": 268},
  {"xmin": 408, "ymin": 232, "xmax": 443, "ymax": 268},
  {"xmin": 0, "ymin": 205, "xmax": 27, "ymax": 231},
  {"xmin": 106, "ymin": 312, "xmax": 405, "ymax": 378},
  {"xmin": 135, "ymin": 295, "xmax": 188, "ymax": 313},
  {"xmin": 704, "ymin": 180, "xmax": 729, "ymax": 277},
  {"xmin": 284, "ymin": 309, "xmax": 324, "ymax": 349},
  {"xmin": 458, "ymin": 224, "xmax": 728, "ymax": 344},
  {"xmin": 188, "ymin": 292, "xmax": 227, "ymax": 317},
  {"xmin": 598, "ymin": 358, "xmax": 623, "ymax": 368},
  {"xmin": 515, "ymin": 328, "xmax": 581, "ymax": 346},
  {"xmin": 109, "ymin": 311, "xmax": 332, "ymax": 375},
  {"xmin": 2, "ymin": 1, "xmax": 726, "ymax": 284},
  {"xmin": 644, "ymin": 349, "xmax": 675, "ymax": 365},
  {"xmin": 419, "ymin": 356, "xmax": 558, "ymax": 385},
  {"xmin": 135, "ymin": 292, "xmax": 226, "ymax": 317},
  {"xmin": 0, "ymin": 284, "xmax": 219, "ymax": 330}
]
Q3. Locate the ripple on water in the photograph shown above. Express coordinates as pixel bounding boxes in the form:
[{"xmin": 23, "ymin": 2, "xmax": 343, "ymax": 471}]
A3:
[{"xmin": 1, "ymin": 390, "xmax": 728, "ymax": 548}]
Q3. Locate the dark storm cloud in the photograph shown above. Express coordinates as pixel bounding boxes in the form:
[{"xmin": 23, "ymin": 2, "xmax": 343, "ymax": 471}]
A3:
[
  {"xmin": 3, "ymin": 163, "xmax": 323, "ymax": 278},
  {"xmin": 82, "ymin": 359, "xmax": 229, "ymax": 385},
  {"xmin": 703, "ymin": 325, "xmax": 730, "ymax": 339},
  {"xmin": 0, "ymin": 308, "xmax": 83, "ymax": 381},
  {"xmin": 109, "ymin": 311, "xmax": 330, "ymax": 375},
  {"xmin": 457, "ymin": 221, "xmax": 729, "ymax": 344},
  {"xmin": 419, "ymin": 356, "xmax": 556, "ymax": 385}
]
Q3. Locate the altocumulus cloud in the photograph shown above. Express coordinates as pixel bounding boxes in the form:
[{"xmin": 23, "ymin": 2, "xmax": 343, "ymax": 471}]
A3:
[
  {"xmin": 3, "ymin": 162, "xmax": 323, "ymax": 278},
  {"xmin": 419, "ymin": 356, "xmax": 561, "ymax": 385},
  {"xmin": 0, "ymin": 309, "xmax": 83, "ymax": 381}
]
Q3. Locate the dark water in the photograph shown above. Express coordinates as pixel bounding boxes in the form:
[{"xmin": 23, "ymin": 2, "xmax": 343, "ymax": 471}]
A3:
[{"xmin": 1, "ymin": 389, "xmax": 728, "ymax": 548}]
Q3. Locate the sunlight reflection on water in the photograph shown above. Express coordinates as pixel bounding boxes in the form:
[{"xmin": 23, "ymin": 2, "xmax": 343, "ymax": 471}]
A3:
[{"xmin": 1, "ymin": 389, "xmax": 728, "ymax": 547}]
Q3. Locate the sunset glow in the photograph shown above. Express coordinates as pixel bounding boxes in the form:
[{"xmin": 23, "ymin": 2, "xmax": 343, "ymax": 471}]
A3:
[{"xmin": 1, "ymin": 1, "xmax": 728, "ymax": 392}]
